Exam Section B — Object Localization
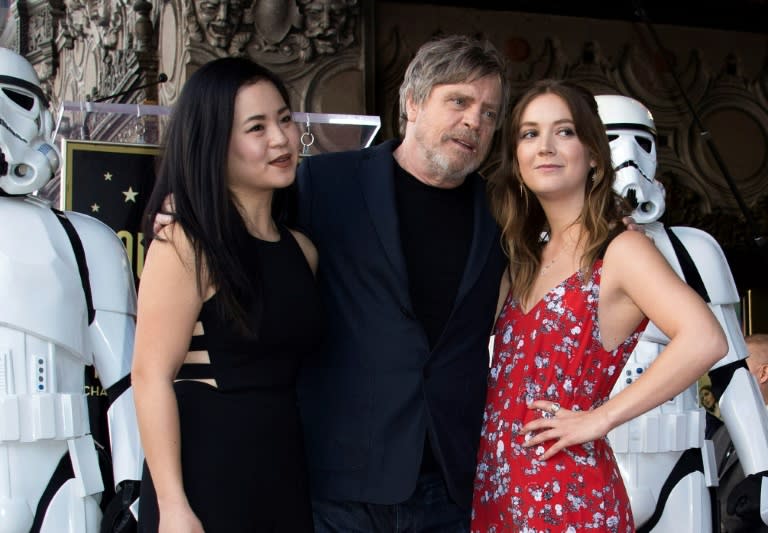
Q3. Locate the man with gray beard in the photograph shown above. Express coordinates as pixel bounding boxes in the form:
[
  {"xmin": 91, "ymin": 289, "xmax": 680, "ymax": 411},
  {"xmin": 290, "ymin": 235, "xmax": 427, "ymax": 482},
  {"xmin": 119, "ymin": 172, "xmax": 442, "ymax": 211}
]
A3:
[{"xmin": 294, "ymin": 34, "xmax": 510, "ymax": 531}]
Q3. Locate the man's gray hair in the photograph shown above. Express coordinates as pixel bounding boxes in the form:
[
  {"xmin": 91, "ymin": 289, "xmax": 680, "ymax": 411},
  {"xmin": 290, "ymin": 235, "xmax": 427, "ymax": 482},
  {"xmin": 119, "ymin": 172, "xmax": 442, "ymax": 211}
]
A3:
[{"xmin": 398, "ymin": 34, "xmax": 510, "ymax": 136}]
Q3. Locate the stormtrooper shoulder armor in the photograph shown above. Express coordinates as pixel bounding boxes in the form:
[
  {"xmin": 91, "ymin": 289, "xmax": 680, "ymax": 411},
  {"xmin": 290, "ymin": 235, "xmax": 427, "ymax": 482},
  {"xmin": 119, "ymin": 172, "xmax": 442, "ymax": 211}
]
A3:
[
  {"xmin": 66, "ymin": 211, "xmax": 137, "ymax": 316},
  {"xmin": 666, "ymin": 225, "xmax": 740, "ymax": 306}
]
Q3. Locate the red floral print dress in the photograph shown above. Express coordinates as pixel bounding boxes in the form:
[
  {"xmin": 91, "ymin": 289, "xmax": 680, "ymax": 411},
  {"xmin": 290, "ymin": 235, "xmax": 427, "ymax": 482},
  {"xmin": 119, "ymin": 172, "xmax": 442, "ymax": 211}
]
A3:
[{"xmin": 471, "ymin": 261, "xmax": 647, "ymax": 533}]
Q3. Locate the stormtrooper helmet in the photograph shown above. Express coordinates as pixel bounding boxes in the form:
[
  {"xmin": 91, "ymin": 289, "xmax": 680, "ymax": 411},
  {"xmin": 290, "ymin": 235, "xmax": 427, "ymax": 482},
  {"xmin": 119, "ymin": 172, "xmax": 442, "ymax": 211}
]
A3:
[
  {"xmin": 596, "ymin": 94, "xmax": 665, "ymax": 224},
  {"xmin": 0, "ymin": 47, "xmax": 60, "ymax": 195}
]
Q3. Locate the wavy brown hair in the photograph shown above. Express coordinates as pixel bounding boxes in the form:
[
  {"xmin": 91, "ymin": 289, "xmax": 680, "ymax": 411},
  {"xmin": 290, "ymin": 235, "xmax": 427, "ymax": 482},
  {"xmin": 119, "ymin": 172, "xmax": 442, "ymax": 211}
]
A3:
[{"xmin": 488, "ymin": 79, "xmax": 629, "ymax": 303}]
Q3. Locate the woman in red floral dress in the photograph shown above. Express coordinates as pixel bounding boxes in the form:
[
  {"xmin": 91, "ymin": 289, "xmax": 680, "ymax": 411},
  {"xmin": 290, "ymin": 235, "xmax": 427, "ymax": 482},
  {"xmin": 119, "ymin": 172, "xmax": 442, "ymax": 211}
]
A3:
[{"xmin": 471, "ymin": 80, "xmax": 727, "ymax": 532}]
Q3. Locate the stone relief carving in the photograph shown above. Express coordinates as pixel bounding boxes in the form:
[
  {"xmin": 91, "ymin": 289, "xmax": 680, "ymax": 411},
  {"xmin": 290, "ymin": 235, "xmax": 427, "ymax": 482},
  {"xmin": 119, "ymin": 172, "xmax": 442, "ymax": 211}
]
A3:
[
  {"xmin": 12, "ymin": 0, "xmax": 369, "ymax": 121},
  {"xmin": 185, "ymin": 0, "xmax": 254, "ymax": 56},
  {"xmin": 43, "ymin": 0, "xmax": 158, "ymax": 149},
  {"xmin": 297, "ymin": 0, "xmax": 356, "ymax": 59},
  {"xmin": 61, "ymin": 0, "xmax": 126, "ymax": 52},
  {"xmin": 565, "ymin": 41, "xmax": 615, "ymax": 93},
  {"xmin": 249, "ymin": 0, "xmax": 358, "ymax": 63},
  {"xmin": 28, "ymin": 7, "xmax": 55, "ymax": 52},
  {"xmin": 16, "ymin": 0, "xmax": 62, "ymax": 90}
]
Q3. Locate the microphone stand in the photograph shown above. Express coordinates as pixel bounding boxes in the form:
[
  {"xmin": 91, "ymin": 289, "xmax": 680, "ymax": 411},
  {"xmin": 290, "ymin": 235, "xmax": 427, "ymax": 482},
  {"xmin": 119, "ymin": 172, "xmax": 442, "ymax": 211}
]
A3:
[
  {"xmin": 92, "ymin": 73, "xmax": 168, "ymax": 103},
  {"xmin": 632, "ymin": 1, "xmax": 767, "ymax": 258}
]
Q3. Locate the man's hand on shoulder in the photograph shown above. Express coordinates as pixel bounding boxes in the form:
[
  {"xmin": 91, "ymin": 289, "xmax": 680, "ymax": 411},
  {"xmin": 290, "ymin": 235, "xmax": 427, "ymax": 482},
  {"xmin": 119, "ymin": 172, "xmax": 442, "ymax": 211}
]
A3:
[
  {"xmin": 622, "ymin": 216, "xmax": 643, "ymax": 233},
  {"xmin": 152, "ymin": 194, "xmax": 176, "ymax": 236},
  {"xmin": 622, "ymin": 215, "xmax": 655, "ymax": 243}
]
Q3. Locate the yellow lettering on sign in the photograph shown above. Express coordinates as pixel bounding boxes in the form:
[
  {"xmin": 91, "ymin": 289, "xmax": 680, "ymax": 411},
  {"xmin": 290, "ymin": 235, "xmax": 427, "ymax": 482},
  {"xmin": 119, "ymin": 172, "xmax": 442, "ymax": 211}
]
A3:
[{"xmin": 117, "ymin": 230, "xmax": 146, "ymax": 279}]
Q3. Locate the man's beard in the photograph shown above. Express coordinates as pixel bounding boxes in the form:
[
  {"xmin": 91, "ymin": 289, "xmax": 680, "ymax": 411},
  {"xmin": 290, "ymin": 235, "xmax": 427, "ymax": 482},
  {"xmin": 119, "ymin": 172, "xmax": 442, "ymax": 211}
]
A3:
[{"xmin": 423, "ymin": 132, "xmax": 484, "ymax": 183}]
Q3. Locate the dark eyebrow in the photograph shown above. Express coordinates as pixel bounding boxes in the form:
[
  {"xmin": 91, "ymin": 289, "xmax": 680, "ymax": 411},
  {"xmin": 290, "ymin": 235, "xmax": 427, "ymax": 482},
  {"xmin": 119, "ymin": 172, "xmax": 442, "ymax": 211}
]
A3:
[
  {"xmin": 242, "ymin": 105, "xmax": 291, "ymax": 124},
  {"xmin": 519, "ymin": 118, "xmax": 574, "ymax": 128}
]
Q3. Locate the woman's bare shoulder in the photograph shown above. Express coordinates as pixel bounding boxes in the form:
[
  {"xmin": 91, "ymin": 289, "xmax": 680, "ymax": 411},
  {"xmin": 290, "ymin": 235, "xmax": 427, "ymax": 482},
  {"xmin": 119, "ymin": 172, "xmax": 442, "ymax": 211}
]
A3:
[
  {"xmin": 603, "ymin": 229, "xmax": 660, "ymax": 266},
  {"xmin": 145, "ymin": 222, "xmax": 202, "ymax": 282}
]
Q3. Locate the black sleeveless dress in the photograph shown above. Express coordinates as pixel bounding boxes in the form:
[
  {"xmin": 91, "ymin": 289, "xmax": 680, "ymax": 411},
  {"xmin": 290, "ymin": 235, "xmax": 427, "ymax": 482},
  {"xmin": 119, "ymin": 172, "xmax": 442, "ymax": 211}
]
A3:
[{"xmin": 138, "ymin": 225, "xmax": 322, "ymax": 533}]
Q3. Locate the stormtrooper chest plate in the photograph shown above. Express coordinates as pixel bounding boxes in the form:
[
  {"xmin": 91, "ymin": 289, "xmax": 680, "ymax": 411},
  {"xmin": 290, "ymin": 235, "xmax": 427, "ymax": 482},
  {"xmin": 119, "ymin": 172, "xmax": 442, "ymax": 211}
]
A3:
[{"xmin": 0, "ymin": 198, "xmax": 89, "ymax": 357}]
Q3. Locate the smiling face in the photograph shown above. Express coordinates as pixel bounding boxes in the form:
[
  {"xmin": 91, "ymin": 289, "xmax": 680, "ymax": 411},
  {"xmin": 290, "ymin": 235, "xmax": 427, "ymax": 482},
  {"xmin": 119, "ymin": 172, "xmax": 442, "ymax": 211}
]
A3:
[
  {"xmin": 401, "ymin": 75, "xmax": 501, "ymax": 186},
  {"xmin": 194, "ymin": 0, "xmax": 242, "ymax": 48},
  {"xmin": 226, "ymin": 80, "xmax": 299, "ymax": 199},
  {"xmin": 515, "ymin": 92, "xmax": 595, "ymax": 201}
]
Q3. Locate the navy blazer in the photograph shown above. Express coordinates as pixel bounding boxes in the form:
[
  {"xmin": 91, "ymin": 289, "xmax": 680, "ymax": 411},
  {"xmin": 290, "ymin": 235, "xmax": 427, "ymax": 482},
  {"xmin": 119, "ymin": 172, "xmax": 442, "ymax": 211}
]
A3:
[{"xmin": 296, "ymin": 139, "xmax": 506, "ymax": 509}]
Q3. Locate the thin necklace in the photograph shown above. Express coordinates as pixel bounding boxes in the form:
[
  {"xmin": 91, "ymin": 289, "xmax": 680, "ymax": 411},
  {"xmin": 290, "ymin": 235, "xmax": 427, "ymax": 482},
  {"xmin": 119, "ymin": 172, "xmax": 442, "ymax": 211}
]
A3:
[
  {"xmin": 539, "ymin": 241, "xmax": 573, "ymax": 277},
  {"xmin": 539, "ymin": 249, "xmax": 562, "ymax": 277}
]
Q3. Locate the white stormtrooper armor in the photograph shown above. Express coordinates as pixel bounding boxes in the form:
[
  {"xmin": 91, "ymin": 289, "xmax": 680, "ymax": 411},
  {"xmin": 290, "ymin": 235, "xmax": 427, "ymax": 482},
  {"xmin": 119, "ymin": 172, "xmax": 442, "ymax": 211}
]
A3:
[
  {"xmin": 598, "ymin": 94, "xmax": 768, "ymax": 532},
  {"xmin": 0, "ymin": 47, "xmax": 142, "ymax": 532}
]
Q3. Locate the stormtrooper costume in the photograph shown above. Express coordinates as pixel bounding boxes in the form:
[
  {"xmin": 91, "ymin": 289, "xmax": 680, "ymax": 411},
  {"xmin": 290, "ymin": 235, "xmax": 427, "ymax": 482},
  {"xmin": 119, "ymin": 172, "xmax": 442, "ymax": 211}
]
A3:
[
  {"xmin": 0, "ymin": 48, "xmax": 142, "ymax": 532},
  {"xmin": 597, "ymin": 94, "xmax": 768, "ymax": 532}
]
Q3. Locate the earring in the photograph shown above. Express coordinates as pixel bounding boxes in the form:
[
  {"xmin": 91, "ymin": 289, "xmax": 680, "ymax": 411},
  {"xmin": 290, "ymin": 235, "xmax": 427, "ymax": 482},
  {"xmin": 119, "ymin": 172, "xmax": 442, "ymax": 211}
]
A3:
[
  {"xmin": 587, "ymin": 169, "xmax": 599, "ymax": 194},
  {"xmin": 519, "ymin": 182, "xmax": 524, "ymax": 195},
  {"xmin": 301, "ymin": 116, "xmax": 315, "ymax": 156}
]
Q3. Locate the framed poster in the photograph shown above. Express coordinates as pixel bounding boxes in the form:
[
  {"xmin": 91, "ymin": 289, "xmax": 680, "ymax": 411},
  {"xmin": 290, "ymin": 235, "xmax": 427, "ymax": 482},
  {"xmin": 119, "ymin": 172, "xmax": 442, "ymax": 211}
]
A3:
[{"xmin": 61, "ymin": 139, "xmax": 159, "ymax": 285}]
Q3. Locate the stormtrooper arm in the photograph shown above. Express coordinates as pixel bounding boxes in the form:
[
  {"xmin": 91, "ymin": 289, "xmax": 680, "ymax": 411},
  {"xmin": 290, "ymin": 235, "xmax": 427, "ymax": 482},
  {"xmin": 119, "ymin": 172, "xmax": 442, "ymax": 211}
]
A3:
[
  {"xmin": 671, "ymin": 226, "xmax": 768, "ymax": 524},
  {"xmin": 69, "ymin": 213, "xmax": 144, "ymax": 524},
  {"xmin": 712, "ymin": 356, "xmax": 768, "ymax": 526},
  {"xmin": 671, "ymin": 226, "xmax": 768, "ymax": 475},
  {"xmin": 88, "ymin": 309, "xmax": 143, "ymax": 487}
]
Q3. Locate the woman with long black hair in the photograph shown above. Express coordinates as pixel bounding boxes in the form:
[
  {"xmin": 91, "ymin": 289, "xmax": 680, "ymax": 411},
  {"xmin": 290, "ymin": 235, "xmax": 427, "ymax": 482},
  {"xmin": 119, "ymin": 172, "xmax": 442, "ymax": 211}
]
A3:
[{"xmin": 132, "ymin": 57, "xmax": 321, "ymax": 532}]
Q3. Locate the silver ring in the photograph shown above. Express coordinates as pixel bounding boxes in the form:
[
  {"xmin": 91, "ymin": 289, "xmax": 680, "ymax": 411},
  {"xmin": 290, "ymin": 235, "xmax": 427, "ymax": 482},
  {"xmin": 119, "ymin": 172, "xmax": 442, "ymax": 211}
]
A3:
[{"xmin": 549, "ymin": 402, "xmax": 561, "ymax": 415}]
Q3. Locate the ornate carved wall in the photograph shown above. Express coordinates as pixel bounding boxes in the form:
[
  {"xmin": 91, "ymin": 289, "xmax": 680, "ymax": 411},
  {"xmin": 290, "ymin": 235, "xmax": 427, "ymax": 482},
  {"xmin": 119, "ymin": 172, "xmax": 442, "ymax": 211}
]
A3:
[
  {"xmin": 3, "ymin": 0, "xmax": 370, "ymax": 143},
  {"xmin": 155, "ymin": 0, "xmax": 370, "ymax": 117}
]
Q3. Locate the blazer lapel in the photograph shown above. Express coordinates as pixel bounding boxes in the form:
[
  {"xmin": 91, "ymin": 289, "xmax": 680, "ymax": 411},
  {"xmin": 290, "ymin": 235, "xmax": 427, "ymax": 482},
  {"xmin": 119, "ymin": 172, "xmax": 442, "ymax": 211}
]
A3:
[
  {"xmin": 453, "ymin": 173, "xmax": 500, "ymax": 307},
  {"xmin": 359, "ymin": 140, "xmax": 410, "ymax": 288}
]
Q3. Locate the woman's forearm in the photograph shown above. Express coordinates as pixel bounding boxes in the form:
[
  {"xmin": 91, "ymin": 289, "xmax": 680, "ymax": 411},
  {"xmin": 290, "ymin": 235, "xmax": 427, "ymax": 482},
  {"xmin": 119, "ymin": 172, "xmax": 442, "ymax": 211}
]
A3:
[{"xmin": 133, "ymin": 375, "xmax": 188, "ymax": 507}]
